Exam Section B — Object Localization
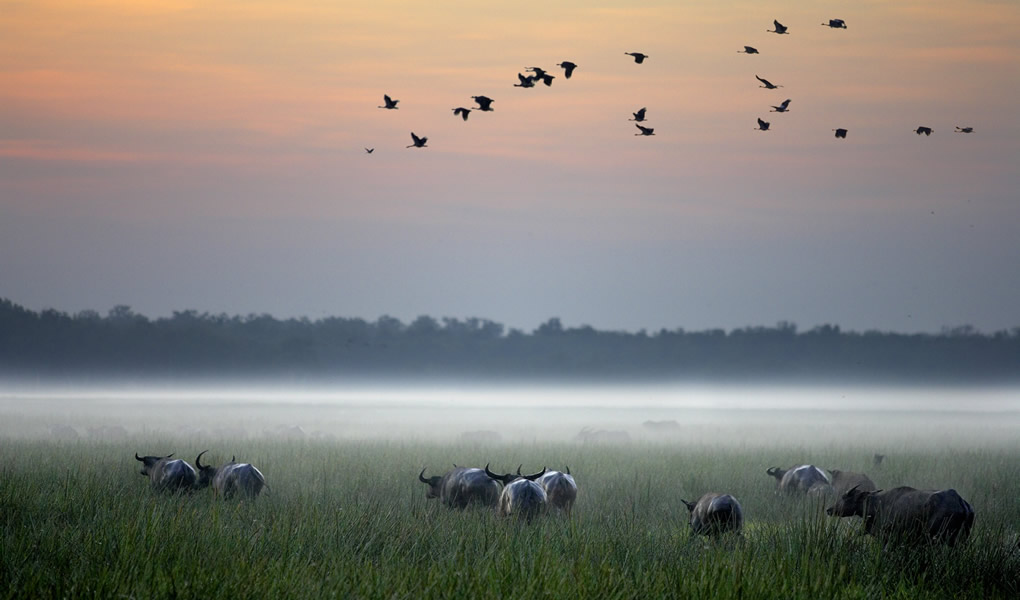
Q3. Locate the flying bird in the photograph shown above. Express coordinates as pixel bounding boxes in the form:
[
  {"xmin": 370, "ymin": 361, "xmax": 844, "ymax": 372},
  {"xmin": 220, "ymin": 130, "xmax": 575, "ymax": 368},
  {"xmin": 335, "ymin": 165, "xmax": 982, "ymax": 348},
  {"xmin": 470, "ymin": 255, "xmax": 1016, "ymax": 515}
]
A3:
[
  {"xmin": 770, "ymin": 99, "xmax": 792, "ymax": 112},
  {"xmin": 634, "ymin": 124, "xmax": 655, "ymax": 136},
  {"xmin": 625, "ymin": 52, "xmax": 649, "ymax": 64},
  {"xmin": 557, "ymin": 61, "xmax": 577, "ymax": 78},
  {"xmin": 514, "ymin": 73, "xmax": 536, "ymax": 88},
  {"xmin": 822, "ymin": 19, "xmax": 847, "ymax": 29},
  {"xmin": 539, "ymin": 73, "xmax": 555, "ymax": 86},
  {"xmin": 364, "ymin": 147, "xmax": 374, "ymax": 153},
  {"xmin": 756, "ymin": 75, "xmax": 782, "ymax": 89},
  {"xmin": 406, "ymin": 132, "xmax": 428, "ymax": 148},
  {"xmin": 472, "ymin": 96, "xmax": 494, "ymax": 111},
  {"xmin": 738, "ymin": 46, "xmax": 759, "ymax": 54},
  {"xmin": 768, "ymin": 20, "xmax": 789, "ymax": 34},
  {"xmin": 526, "ymin": 67, "xmax": 548, "ymax": 79},
  {"xmin": 914, "ymin": 126, "xmax": 933, "ymax": 136},
  {"xmin": 629, "ymin": 107, "xmax": 648, "ymax": 122},
  {"xmin": 378, "ymin": 94, "xmax": 399, "ymax": 109},
  {"xmin": 755, "ymin": 118, "xmax": 770, "ymax": 131},
  {"xmin": 833, "ymin": 128, "xmax": 848, "ymax": 139},
  {"xmin": 452, "ymin": 107, "xmax": 471, "ymax": 121},
  {"xmin": 955, "ymin": 126, "xmax": 974, "ymax": 133}
]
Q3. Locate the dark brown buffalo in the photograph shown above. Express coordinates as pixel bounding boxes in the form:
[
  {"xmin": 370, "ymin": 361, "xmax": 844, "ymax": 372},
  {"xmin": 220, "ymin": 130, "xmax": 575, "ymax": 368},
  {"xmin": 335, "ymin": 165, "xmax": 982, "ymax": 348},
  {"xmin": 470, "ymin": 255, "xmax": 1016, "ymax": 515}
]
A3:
[
  {"xmin": 681, "ymin": 493, "xmax": 743, "ymax": 536},
  {"xmin": 766, "ymin": 464, "xmax": 832, "ymax": 496},
  {"xmin": 826, "ymin": 485, "xmax": 974, "ymax": 546},
  {"xmin": 134, "ymin": 453, "xmax": 196, "ymax": 493},
  {"xmin": 194, "ymin": 451, "xmax": 266, "ymax": 499},
  {"xmin": 828, "ymin": 469, "xmax": 877, "ymax": 497},
  {"xmin": 419, "ymin": 466, "xmax": 500, "ymax": 509}
]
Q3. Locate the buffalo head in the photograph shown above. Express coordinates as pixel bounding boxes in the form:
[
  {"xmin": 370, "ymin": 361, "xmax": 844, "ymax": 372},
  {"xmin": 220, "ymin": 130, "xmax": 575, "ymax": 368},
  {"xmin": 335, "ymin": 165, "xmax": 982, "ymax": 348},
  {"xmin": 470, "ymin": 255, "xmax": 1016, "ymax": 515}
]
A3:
[
  {"xmin": 484, "ymin": 463, "xmax": 546, "ymax": 485},
  {"xmin": 135, "ymin": 452, "xmax": 173, "ymax": 477},
  {"xmin": 418, "ymin": 468, "xmax": 443, "ymax": 499},
  {"xmin": 826, "ymin": 484, "xmax": 881, "ymax": 517}
]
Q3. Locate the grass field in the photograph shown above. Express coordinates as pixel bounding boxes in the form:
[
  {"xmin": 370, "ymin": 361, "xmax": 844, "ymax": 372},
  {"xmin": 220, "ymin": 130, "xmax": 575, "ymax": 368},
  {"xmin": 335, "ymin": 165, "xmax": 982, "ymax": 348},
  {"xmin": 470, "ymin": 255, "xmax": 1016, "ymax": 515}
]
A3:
[{"xmin": 2, "ymin": 427, "xmax": 1019, "ymax": 599}]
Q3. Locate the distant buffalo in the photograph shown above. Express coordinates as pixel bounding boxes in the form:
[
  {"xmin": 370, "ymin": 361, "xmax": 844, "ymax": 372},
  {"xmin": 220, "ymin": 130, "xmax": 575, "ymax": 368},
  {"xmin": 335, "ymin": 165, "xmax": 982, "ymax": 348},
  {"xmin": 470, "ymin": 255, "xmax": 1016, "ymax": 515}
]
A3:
[
  {"xmin": 419, "ymin": 466, "xmax": 500, "ymax": 509},
  {"xmin": 195, "ymin": 451, "xmax": 266, "ymax": 499},
  {"xmin": 575, "ymin": 427, "xmax": 630, "ymax": 444},
  {"xmin": 642, "ymin": 420, "xmax": 681, "ymax": 433},
  {"xmin": 827, "ymin": 485, "xmax": 974, "ymax": 546},
  {"xmin": 135, "ymin": 453, "xmax": 196, "ymax": 493},
  {"xmin": 49, "ymin": 425, "xmax": 79, "ymax": 441},
  {"xmin": 681, "ymin": 493, "xmax": 743, "ymax": 536},
  {"xmin": 459, "ymin": 430, "xmax": 503, "ymax": 444},
  {"xmin": 828, "ymin": 469, "xmax": 877, "ymax": 497},
  {"xmin": 538, "ymin": 467, "xmax": 577, "ymax": 515},
  {"xmin": 766, "ymin": 464, "xmax": 832, "ymax": 496},
  {"xmin": 90, "ymin": 425, "xmax": 129, "ymax": 440},
  {"xmin": 873, "ymin": 454, "xmax": 885, "ymax": 467},
  {"xmin": 485, "ymin": 464, "xmax": 548, "ymax": 521}
]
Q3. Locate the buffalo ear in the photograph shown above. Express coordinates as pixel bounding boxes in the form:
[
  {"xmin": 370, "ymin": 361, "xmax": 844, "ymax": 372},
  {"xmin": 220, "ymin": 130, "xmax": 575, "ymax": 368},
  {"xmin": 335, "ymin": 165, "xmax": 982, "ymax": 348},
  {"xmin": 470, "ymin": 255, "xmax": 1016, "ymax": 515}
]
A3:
[{"xmin": 681, "ymin": 499, "xmax": 696, "ymax": 512}]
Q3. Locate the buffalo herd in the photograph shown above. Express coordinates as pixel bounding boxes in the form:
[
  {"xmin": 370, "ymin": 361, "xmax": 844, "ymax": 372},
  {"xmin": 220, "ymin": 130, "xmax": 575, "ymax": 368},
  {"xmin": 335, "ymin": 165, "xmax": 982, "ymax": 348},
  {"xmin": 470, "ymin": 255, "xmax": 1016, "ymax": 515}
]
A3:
[{"xmin": 132, "ymin": 449, "xmax": 974, "ymax": 548}]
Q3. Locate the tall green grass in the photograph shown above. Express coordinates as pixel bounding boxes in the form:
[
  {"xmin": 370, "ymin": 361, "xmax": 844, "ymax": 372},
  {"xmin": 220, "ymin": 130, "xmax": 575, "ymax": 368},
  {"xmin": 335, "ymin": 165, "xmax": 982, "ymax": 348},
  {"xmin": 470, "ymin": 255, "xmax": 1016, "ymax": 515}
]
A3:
[{"xmin": 2, "ymin": 438, "xmax": 1017, "ymax": 599}]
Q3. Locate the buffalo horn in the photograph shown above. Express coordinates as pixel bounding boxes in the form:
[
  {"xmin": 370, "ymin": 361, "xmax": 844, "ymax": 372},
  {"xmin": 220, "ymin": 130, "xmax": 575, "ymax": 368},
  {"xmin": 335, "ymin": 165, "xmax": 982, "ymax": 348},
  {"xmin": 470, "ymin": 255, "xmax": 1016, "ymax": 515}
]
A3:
[
  {"xmin": 135, "ymin": 453, "xmax": 143, "ymax": 462},
  {"xmin": 484, "ymin": 463, "xmax": 505, "ymax": 481},
  {"xmin": 418, "ymin": 468, "xmax": 429, "ymax": 484},
  {"xmin": 522, "ymin": 466, "xmax": 547, "ymax": 481},
  {"xmin": 196, "ymin": 450, "xmax": 208, "ymax": 469},
  {"xmin": 565, "ymin": 465, "xmax": 570, "ymax": 475}
]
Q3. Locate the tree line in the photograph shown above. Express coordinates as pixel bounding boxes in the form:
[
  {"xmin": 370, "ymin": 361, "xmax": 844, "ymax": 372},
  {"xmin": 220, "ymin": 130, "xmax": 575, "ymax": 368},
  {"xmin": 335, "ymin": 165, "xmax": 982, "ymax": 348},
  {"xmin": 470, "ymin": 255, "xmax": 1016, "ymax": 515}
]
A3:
[{"xmin": 1, "ymin": 298, "xmax": 1018, "ymax": 382}]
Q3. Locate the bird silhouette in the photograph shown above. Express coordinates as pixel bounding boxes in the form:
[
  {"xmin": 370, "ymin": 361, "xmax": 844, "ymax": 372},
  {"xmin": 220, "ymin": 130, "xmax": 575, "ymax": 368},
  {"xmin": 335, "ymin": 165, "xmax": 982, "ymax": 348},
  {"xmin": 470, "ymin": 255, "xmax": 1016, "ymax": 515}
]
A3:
[
  {"xmin": 738, "ymin": 46, "xmax": 759, "ymax": 54},
  {"xmin": 629, "ymin": 107, "xmax": 648, "ymax": 122},
  {"xmin": 914, "ymin": 126, "xmax": 933, "ymax": 136},
  {"xmin": 625, "ymin": 52, "xmax": 649, "ymax": 64},
  {"xmin": 364, "ymin": 147, "xmax": 374, "ymax": 153},
  {"xmin": 955, "ymin": 126, "xmax": 974, "ymax": 133},
  {"xmin": 452, "ymin": 107, "xmax": 471, "ymax": 121},
  {"xmin": 768, "ymin": 20, "xmax": 789, "ymax": 34},
  {"xmin": 514, "ymin": 73, "xmax": 536, "ymax": 88},
  {"xmin": 472, "ymin": 96, "xmax": 494, "ymax": 111},
  {"xmin": 378, "ymin": 94, "xmax": 399, "ymax": 109},
  {"xmin": 755, "ymin": 118, "xmax": 770, "ymax": 131},
  {"xmin": 406, "ymin": 132, "xmax": 428, "ymax": 148},
  {"xmin": 822, "ymin": 19, "xmax": 847, "ymax": 29},
  {"xmin": 634, "ymin": 124, "xmax": 655, "ymax": 136},
  {"xmin": 538, "ymin": 73, "xmax": 555, "ymax": 86},
  {"xmin": 526, "ymin": 67, "xmax": 548, "ymax": 79},
  {"xmin": 833, "ymin": 128, "xmax": 848, "ymax": 139},
  {"xmin": 756, "ymin": 75, "xmax": 782, "ymax": 89},
  {"xmin": 556, "ymin": 61, "xmax": 577, "ymax": 78},
  {"xmin": 770, "ymin": 99, "xmax": 792, "ymax": 112}
]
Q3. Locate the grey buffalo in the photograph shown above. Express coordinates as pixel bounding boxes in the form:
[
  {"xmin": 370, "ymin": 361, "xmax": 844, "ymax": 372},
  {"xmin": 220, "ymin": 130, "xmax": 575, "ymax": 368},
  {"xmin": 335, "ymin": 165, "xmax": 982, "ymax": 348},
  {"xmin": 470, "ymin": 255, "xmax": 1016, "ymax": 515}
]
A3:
[
  {"xmin": 194, "ymin": 451, "xmax": 266, "ymax": 499},
  {"xmin": 485, "ymin": 464, "xmax": 548, "ymax": 521},
  {"xmin": 828, "ymin": 469, "xmax": 877, "ymax": 497},
  {"xmin": 681, "ymin": 493, "xmax": 744, "ymax": 536},
  {"xmin": 134, "ymin": 453, "xmax": 196, "ymax": 493},
  {"xmin": 767, "ymin": 464, "xmax": 833, "ymax": 496},
  {"xmin": 538, "ymin": 467, "xmax": 577, "ymax": 515},
  {"xmin": 826, "ymin": 485, "xmax": 974, "ymax": 546},
  {"xmin": 418, "ymin": 466, "xmax": 500, "ymax": 509}
]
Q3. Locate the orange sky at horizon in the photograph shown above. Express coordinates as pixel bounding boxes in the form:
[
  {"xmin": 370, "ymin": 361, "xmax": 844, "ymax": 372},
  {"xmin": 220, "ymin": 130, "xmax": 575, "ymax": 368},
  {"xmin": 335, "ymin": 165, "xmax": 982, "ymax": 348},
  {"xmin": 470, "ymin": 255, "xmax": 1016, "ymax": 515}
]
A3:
[{"xmin": 2, "ymin": 0, "xmax": 1019, "ymax": 332}]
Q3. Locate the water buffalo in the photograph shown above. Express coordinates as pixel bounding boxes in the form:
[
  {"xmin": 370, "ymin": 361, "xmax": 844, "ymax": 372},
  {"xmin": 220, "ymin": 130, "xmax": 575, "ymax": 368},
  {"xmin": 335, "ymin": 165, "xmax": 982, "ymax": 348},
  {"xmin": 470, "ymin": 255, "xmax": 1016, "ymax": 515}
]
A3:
[
  {"xmin": 826, "ymin": 485, "xmax": 974, "ymax": 546},
  {"xmin": 828, "ymin": 469, "xmax": 877, "ymax": 497},
  {"xmin": 873, "ymin": 454, "xmax": 886, "ymax": 467},
  {"xmin": 134, "ymin": 453, "xmax": 196, "ymax": 493},
  {"xmin": 766, "ymin": 464, "xmax": 832, "ymax": 496},
  {"xmin": 418, "ymin": 466, "xmax": 500, "ymax": 509},
  {"xmin": 575, "ymin": 427, "xmax": 630, "ymax": 443},
  {"xmin": 485, "ymin": 464, "xmax": 548, "ymax": 521},
  {"xmin": 681, "ymin": 493, "xmax": 744, "ymax": 536},
  {"xmin": 537, "ymin": 467, "xmax": 577, "ymax": 515},
  {"xmin": 194, "ymin": 451, "xmax": 266, "ymax": 499}
]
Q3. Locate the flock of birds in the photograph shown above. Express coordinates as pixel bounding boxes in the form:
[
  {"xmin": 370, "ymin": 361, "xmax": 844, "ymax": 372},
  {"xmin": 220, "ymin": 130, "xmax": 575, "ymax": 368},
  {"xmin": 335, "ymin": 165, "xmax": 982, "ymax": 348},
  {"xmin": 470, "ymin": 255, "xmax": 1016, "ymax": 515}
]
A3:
[{"xmin": 364, "ymin": 17, "xmax": 976, "ymax": 153}]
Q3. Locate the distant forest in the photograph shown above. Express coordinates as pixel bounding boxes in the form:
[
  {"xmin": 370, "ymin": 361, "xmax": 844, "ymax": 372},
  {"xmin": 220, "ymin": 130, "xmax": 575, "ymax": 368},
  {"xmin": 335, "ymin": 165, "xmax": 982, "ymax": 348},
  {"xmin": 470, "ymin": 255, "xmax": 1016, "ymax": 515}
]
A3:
[{"xmin": 1, "ymin": 298, "xmax": 1018, "ymax": 383}]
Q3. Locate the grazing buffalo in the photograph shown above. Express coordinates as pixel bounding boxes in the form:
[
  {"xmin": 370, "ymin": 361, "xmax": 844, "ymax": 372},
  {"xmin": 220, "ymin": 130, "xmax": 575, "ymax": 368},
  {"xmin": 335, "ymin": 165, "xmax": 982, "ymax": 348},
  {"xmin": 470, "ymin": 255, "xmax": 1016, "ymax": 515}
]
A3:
[
  {"xmin": 134, "ymin": 453, "xmax": 196, "ymax": 493},
  {"xmin": 826, "ymin": 485, "xmax": 974, "ymax": 546},
  {"xmin": 485, "ymin": 464, "xmax": 548, "ymax": 521},
  {"xmin": 681, "ymin": 493, "xmax": 744, "ymax": 536},
  {"xmin": 766, "ymin": 464, "xmax": 832, "ymax": 496},
  {"xmin": 575, "ymin": 427, "xmax": 631, "ymax": 443},
  {"xmin": 873, "ymin": 454, "xmax": 886, "ymax": 467},
  {"xmin": 538, "ymin": 467, "xmax": 577, "ymax": 515},
  {"xmin": 828, "ymin": 469, "xmax": 877, "ymax": 497},
  {"xmin": 418, "ymin": 466, "xmax": 500, "ymax": 509},
  {"xmin": 49, "ymin": 424, "xmax": 79, "ymax": 441},
  {"xmin": 194, "ymin": 451, "xmax": 266, "ymax": 499}
]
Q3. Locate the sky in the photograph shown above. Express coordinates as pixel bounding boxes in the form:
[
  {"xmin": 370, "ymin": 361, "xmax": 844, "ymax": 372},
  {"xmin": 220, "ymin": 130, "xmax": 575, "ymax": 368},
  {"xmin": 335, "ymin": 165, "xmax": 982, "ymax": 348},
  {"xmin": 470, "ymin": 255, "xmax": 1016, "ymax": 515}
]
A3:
[{"xmin": 2, "ymin": 0, "xmax": 1019, "ymax": 334}]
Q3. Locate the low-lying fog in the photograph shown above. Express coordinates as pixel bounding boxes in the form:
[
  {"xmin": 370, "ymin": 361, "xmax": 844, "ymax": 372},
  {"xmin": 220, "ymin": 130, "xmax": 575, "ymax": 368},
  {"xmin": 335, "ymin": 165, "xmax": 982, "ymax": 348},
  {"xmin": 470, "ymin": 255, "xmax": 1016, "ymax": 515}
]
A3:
[{"xmin": 2, "ymin": 383, "xmax": 1017, "ymax": 449}]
